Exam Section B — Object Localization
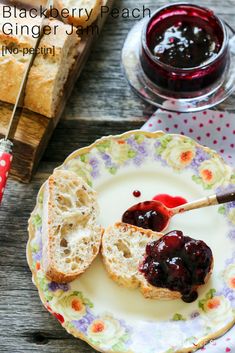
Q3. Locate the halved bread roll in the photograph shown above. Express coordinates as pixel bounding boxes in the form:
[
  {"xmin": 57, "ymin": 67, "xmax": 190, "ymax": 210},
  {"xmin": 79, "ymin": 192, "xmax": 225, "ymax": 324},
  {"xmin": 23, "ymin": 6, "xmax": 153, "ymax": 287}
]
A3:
[
  {"xmin": 42, "ymin": 170, "xmax": 103, "ymax": 283},
  {"xmin": 102, "ymin": 223, "xmax": 213, "ymax": 300},
  {"xmin": 101, "ymin": 222, "xmax": 180, "ymax": 299}
]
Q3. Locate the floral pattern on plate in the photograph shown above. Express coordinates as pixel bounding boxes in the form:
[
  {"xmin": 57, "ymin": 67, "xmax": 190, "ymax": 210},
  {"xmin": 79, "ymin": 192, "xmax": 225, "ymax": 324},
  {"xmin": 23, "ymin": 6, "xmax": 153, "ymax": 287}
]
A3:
[{"xmin": 27, "ymin": 131, "xmax": 235, "ymax": 353}]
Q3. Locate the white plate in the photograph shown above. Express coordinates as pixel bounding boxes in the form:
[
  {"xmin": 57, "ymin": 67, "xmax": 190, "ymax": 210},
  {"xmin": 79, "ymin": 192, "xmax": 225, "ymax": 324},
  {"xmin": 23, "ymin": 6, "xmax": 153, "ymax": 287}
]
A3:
[{"xmin": 27, "ymin": 131, "xmax": 235, "ymax": 353}]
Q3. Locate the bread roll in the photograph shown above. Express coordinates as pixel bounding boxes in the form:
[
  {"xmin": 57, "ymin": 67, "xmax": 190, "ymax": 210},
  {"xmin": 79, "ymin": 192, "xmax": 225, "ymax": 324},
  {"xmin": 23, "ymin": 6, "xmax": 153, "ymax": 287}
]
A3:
[
  {"xmin": 0, "ymin": 5, "xmax": 80, "ymax": 117},
  {"xmin": 42, "ymin": 170, "xmax": 103, "ymax": 283}
]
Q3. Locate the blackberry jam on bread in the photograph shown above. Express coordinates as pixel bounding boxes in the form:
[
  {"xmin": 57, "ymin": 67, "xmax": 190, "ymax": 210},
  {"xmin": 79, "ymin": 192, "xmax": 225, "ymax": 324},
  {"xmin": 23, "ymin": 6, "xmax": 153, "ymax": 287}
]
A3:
[
  {"xmin": 102, "ymin": 223, "xmax": 213, "ymax": 302},
  {"xmin": 140, "ymin": 230, "xmax": 213, "ymax": 302}
]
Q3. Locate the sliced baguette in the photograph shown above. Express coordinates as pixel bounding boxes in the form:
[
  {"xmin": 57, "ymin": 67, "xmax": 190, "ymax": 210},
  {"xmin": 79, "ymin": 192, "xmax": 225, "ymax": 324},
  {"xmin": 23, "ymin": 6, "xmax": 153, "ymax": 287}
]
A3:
[
  {"xmin": 54, "ymin": 0, "xmax": 102, "ymax": 28},
  {"xmin": 102, "ymin": 223, "xmax": 213, "ymax": 300},
  {"xmin": 24, "ymin": 19, "xmax": 80, "ymax": 117},
  {"xmin": 0, "ymin": 5, "xmax": 80, "ymax": 118},
  {"xmin": 42, "ymin": 170, "xmax": 103, "ymax": 283}
]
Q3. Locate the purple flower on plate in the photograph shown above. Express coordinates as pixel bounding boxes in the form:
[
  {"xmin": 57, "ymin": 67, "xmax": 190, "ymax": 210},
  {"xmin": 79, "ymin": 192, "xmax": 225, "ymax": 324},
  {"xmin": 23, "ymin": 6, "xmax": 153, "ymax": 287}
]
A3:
[
  {"xmin": 126, "ymin": 137, "xmax": 149, "ymax": 166},
  {"xmin": 127, "ymin": 137, "xmax": 148, "ymax": 153},
  {"xmin": 225, "ymin": 252, "xmax": 235, "ymax": 266},
  {"xmin": 119, "ymin": 318, "xmax": 132, "ymax": 334},
  {"xmin": 101, "ymin": 153, "xmax": 112, "ymax": 168},
  {"xmin": 33, "ymin": 250, "xmax": 42, "ymax": 262},
  {"xmin": 216, "ymin": 184, "xmax": 235, "ymax": 194},
  {"xmin": 227, "ymin": 201, "xmax": 235, "ymax": 210},
  {"xmin": 191, "ymin": 148, "xmax": 210, "ymax": 172},
  {"xmin": 137, "ymin": 144, "xmax": 148, "ymax": 156},
  {"xmin": 154, "ymin": 140, "xmax": 161, "ymax": 149},
  {"xmin": 178, "ymin": 317, "xmax": 203, "ymax": 338},
  {"xmin": 228, "ymin": 230, "xmax": 235, "ymax": 241},
  {"xmin": 136, "ymin": 144, "xmax": 148, "ymax": 162},
  {"xmin": 126, "ymin": 137, "xmax": 136, "ymax": 148},
  {"xmin": 89, "ymin": 157, "xmax": 99, "ymax": 167},
  {"xmin": 48, "ymin": 282, "xmax": 70, "ymax": 292},
  {"xmin": 226, "ymin": 289, "xmax": 235, "ymax": 306},
  {"xmin": 133, "ymin": 155, "xmax": 144, "ymax": 166},
  {"xmin": 215, "ymin": 186, "xmax": 235, "ymax": 228},
  {"xmin": 72, "ymin": 309, "xmax": 96, "ymax": 334},
  {"xmin": 32, "ymin": 235, "xmax": 43, "ymax": 258},
  {"xmin": 89, "ymin": 157, "xmax": 100, "ymax": 179},
  {"xmin": 39, "ymin": 237, "xmax": 43, "ymax": 250},
  {"xmin": 154, "ymin": 152, "xmax": 167, "ymax": 165},
  {"xmin": 217, "ymin": 287, "xmax": 235, "ymax": 307},
  {"xmin": 91, "ymin": 169, "xmax": 99, "ymax": 179},
  {"xmin": 190, "ymin": 311, "xmax": 200, "ymax": 319}
]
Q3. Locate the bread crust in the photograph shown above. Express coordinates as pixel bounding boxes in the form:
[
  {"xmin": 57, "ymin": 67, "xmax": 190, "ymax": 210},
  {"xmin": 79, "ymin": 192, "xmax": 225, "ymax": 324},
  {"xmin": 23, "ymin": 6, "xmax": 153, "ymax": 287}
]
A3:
[
  {"xmin": 0, "ymin": 6, "xmax": 80, "ymax": 117},
  {"xmin": 25, "ymin": 19, "xmax": 79, "ymax": 117},
  {"xmin": 54, "ymin": 0, "xmax": 102, "ymax": 28},
  {"xmin": 102, "ymin": 222, "xmax": 214, "ymax": 300}
]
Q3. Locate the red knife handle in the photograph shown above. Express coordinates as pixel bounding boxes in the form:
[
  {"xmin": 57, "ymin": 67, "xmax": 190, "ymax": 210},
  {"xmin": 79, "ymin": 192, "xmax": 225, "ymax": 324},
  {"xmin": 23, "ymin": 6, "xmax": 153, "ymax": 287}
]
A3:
[
  {"xmin": 0, "ymin": 140, "xmax": 13, "ymax": 204},
  {"xmin": 0, "ymin": 151, "xmax": 12, "ymax": 204}
]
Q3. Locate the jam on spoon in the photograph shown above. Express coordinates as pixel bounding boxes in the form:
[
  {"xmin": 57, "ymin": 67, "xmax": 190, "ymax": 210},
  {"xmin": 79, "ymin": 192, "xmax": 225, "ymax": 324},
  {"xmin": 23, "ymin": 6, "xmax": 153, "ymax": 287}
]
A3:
[
  {"xmin": 122, "ymin": 190, "xmax": 235, "ymax": 232},
  {"xmin": 139, "ymin": 230, "xmax": 213, "ymax": 303},
  {"xmin": 123, "ymin": 194, "xmax": 187, "ymax": 232},
  {"xmin": 122, "ymin": 200, "xmax": 169, "ymax": 232}
]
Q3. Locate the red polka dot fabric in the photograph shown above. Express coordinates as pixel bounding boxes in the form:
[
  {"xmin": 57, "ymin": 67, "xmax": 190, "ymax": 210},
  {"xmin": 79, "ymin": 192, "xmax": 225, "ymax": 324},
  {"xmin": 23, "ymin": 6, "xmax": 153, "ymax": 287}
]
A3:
[
  {"xmin": 142, "ymin": 110, "xmax": 234, "ymax": 165},
  {"xmin": 142, "ymin": 109, "xmax": 234, "ymax": 351}
]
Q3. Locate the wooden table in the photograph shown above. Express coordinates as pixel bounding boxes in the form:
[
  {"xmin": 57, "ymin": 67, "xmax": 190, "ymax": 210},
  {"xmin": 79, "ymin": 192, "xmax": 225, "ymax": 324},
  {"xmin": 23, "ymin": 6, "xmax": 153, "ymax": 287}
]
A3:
[{"xmin": 1, "ymin": 0, "xmax": 234, "ymax": 352}]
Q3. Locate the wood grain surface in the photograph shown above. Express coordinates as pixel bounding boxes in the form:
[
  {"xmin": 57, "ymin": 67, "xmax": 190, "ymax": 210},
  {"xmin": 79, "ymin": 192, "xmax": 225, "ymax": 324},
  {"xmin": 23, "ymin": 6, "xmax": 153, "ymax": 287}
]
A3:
[
  {"xmin": 0, "ymin": 0, "xmax": 113, "ymax": 182},
  {"xmin": 1, "ymin": 0, "xmax": 235, "ymax": 352}
]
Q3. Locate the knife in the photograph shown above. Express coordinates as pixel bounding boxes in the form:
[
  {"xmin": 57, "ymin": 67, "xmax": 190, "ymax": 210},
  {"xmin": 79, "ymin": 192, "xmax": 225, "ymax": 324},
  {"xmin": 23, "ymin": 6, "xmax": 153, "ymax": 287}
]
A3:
[{"xmin": 0, "ymin": 0, "xmax": 51, "ymax": 204}]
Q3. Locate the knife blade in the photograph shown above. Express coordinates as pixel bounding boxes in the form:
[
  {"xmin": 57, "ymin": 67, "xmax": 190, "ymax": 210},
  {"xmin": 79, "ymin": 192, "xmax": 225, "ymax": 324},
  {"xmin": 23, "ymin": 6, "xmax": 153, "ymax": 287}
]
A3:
[{"xmin": 0, "ymin": 0, "xmax": 51, "ymax": 204}]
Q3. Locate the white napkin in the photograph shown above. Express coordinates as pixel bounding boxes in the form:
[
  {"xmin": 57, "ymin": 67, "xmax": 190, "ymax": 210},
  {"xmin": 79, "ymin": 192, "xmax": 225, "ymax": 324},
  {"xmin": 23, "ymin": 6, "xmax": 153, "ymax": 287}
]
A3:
[{"xmin": 142, "ymin": 109, "xmax": 235, "ymax": 353}]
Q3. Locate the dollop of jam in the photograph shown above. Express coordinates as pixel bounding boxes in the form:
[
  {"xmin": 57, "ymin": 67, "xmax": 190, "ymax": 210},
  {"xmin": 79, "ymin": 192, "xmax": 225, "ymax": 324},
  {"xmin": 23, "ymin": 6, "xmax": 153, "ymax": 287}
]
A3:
[
  {"xmin": 122, "ymin": 201, "xmax": 169, "ymax": 232},
  {"xmin": 140, "ymin": 230, "xmax": 213, "ymax": 302},
  {"xmin": 133, "ymin": 190, "xmax": 141, "ymax": 198},
  {"xmin": 150, "ymin": 20, "xmax": 221, "ymax": 68},
  {"xmin": 152, "ymin": 194, "xmax": 187, "ymax": 208}
]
